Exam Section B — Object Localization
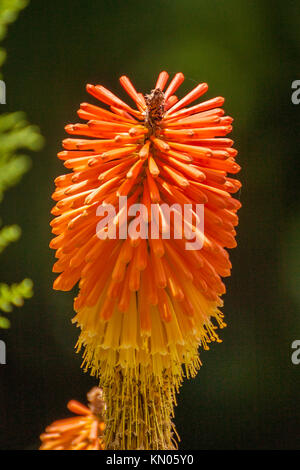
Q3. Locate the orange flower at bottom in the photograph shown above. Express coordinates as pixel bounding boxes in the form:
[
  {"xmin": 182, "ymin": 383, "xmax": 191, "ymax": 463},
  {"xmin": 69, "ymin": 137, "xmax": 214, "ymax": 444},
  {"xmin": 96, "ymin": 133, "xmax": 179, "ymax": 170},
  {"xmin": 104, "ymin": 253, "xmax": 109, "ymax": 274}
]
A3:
[{"xmin": 39, "ymin": 387, "xmax": 106, "ymax": 450}]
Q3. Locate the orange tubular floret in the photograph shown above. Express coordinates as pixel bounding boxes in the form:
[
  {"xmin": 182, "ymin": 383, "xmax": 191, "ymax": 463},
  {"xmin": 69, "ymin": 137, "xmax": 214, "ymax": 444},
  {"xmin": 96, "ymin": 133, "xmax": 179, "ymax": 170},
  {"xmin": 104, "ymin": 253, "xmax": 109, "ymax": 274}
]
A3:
[
  {"xmin": 165, "ymin": 95, "xmax": 178, "ymax": 111},
  {"xmin": 164, "ymin": 96, "xmax": 225, "ymax": 122},
  {"xmin": 146, "ymin": 169, "xmax": 161, "ymax": 203},
  {"xmin": 164, "ymin": 72, "xmax": 185, "ymax": 100},
  {"xmin": 148, "ymin": 153, "xmax": 160, "ymax": 177},
  {"xmin": 120, "ymin": 76, "xmax": 146, "ymax": 110},
  {"xmin": 86, "ymin": 84, "xmax": 140, "ymax": 117},
  {"xmin": 80, "ymin": 102, "xmax": 137, "ymax": 124},
  {"xmin": 165, "ymin": 82, "xmax": 208, "ymax": 116},
  {"xmin": 155, "ymin": 71, "xmax": 170, "ymax": 91},
  {"xmin": 67, "ymin": 400, "xmax": 91, "ymax": 416}
]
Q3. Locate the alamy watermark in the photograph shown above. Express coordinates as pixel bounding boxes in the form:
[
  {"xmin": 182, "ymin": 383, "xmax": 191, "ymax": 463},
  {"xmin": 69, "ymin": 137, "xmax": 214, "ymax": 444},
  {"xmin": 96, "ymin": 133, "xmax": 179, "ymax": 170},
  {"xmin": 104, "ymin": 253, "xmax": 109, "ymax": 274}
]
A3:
[
  {"xmin": 291, "ymin": 340, "xmax": 300, "ymax": 365},
  {"xmin": 0, "ymin": 80, "xmax": 6, "ymax": 104},
  {"xmin": 95, "ymin": 197, "xmax": 205, "ymax": 250},
  {"xmin": 0, "ymin": 340, "xmax": 6, "ymax": 364},
  {"xmin": 291, "ymin": 80, "xmax": 300, "ymax": 105}
]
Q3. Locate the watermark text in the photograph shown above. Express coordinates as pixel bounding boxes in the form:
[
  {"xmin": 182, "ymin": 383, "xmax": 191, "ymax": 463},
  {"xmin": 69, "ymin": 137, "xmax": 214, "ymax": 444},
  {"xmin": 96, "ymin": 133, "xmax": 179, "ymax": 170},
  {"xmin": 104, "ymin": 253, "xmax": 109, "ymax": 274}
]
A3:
[{"xmin": 96, "ymin": 198, "xmax": 204, "ymax": 250}]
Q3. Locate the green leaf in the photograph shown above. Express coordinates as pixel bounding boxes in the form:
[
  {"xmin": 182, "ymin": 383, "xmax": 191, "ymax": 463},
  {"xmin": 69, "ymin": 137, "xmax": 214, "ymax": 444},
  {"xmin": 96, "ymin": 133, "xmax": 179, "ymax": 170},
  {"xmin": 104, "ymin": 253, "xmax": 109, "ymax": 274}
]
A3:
[
  {"xmin": 0, "ymin": 316, "xmax": 10, "ymax": 328},
  {"xmin": 0, "ymin": 0, "xmax": 43, "ymax": 328}
]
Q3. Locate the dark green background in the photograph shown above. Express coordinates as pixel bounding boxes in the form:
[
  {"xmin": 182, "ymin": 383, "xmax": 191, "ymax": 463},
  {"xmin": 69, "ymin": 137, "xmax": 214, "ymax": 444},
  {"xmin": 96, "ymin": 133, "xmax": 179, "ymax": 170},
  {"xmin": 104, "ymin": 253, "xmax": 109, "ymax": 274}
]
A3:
[{"xmin": 0, "ymin": 0, "xmax": 299, "ymax": 450}]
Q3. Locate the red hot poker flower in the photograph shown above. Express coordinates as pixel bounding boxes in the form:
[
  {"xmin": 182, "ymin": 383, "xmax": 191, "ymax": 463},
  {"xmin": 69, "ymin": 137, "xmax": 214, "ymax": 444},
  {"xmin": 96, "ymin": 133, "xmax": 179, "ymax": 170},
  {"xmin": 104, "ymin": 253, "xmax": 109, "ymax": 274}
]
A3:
[{"xmin": 50, "ymin": 71, "xmax": 241, "ymax": 450}]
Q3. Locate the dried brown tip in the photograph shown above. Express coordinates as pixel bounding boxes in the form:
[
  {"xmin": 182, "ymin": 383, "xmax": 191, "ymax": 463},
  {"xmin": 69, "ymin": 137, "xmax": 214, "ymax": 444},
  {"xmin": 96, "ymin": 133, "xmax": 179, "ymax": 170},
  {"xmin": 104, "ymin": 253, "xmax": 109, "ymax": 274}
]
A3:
[
  {"xmin": 144, "ymin": 88, "xmax": 165, "ymax": 134},
  {"xmin": 87, "ymin": 387, "xmax": 106, "ymax": 417}
]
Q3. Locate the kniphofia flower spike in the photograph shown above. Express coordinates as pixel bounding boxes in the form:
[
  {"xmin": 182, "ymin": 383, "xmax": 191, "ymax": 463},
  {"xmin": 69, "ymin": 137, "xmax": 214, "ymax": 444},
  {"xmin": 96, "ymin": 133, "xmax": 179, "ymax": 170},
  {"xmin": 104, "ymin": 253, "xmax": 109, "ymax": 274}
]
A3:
[
  {"xmin": 50, "ymin": 71, "xmax": 241, "ymax": 449},
  {"xmin": 39, "ymin": 387, "xmax": 106, "ymax": 450}
]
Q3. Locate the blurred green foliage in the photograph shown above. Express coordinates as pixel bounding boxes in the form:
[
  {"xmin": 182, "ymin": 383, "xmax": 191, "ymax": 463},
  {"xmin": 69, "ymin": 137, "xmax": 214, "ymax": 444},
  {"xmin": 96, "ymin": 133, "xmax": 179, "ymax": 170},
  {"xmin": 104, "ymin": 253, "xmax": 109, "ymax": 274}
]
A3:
[
  {"xmin": 0, "ymin": 0, "xmax": 29, "ymax": 76},
  {"xmin": 0, "ymin": 0, "xmax": 43, "ymax": 327},
  {"xmin": 0, "ymin": 112, "xmax": 43, "ymax": 201}
]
